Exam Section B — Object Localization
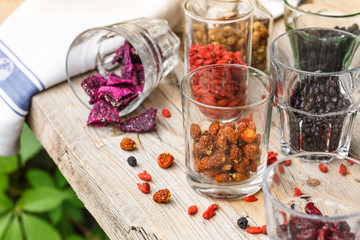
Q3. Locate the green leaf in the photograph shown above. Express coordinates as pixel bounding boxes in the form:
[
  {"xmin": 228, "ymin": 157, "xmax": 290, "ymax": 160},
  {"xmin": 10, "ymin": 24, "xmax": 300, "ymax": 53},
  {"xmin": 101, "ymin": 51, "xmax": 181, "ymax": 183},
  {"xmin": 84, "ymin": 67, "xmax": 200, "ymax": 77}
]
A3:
[
  {"xmin": 64, "ymin": 202, "xmax": 83, "ymax": 223},
  {"xmin": 19, "ymin": 123, "xmax": 43, "ymax": 165},
  {"xmin": 55, "ymin": 169, "xmax": 67, "ymax": 189},
  {"xmin": 2, "ymin": 216, "xmax": 23, "ymax": 240},
  {"xmin": 63, "ymin": 188, "xmax": 84, "ymax": 208},
  {"xmin": 65, "ymin": 234, "xmax": 83, "ymax": 240},
  {"xmin": 0, "ymin": 212, "xmax": 13, "ymax": 239},
  {"xmin": 0, "ymin": 173, "xmax": 9, "ymax": 192},
  {"xmin": 0, "ymin": 193, "xmax": 14, "ymax": 214},
  {"xmin": 58, "ymin": 217, "xmax": 74, "ymax": 237},
  {"xmin": 48, "ymin": 206, "xmax": 62, "ymax": 225},
  {"xmin": 21, "ymin": 213, "xmax": 61, "ymax": 240},
  {"xmin": 18, "ymin": 187, "xmax": 66, "ymax": 213},
  {"xmin": 26, "ymin": 169, "xmax": 54, "ymax": 188},
  {"xmin": 0, "ymin": 155, "xmax": 18, "ymax": 174}
]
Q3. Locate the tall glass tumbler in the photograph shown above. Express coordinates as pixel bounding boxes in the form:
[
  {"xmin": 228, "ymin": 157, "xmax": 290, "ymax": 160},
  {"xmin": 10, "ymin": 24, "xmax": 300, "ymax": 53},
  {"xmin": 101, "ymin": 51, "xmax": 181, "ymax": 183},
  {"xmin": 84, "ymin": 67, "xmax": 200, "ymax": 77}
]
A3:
[
  {"xmin": 284, "ymin": 0, "xmax": 360, "ymax": 35},
  {"xmin": 183, "ymin": 0, "xmax": 254, "ymax": 73},
  {"xmin": 262, "ymin": 152, "xmax": 360, "ymax": 240},
  {"xmin": 181, "ymin": 64, "xmax": 275, "ymax": 199},
  {"xmin": 271, "ymin": 28, "xmax": 360, "ymax": 157}
]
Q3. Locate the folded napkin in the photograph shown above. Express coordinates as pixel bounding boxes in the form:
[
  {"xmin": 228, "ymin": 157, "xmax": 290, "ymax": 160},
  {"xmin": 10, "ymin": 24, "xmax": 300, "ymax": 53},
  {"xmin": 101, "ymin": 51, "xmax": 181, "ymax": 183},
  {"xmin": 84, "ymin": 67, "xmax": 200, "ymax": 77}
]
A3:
[{"xmin": 0, "ymin": 0, "xmax": 184, "ymax": 156}]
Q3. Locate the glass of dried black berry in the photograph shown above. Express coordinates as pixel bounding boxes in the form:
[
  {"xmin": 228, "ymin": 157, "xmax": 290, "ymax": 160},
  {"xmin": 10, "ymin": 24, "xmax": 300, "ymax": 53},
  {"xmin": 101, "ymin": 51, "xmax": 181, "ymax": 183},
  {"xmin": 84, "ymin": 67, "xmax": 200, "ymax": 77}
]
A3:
[
  {"xmin": 284, "ymin": 0, "xmax": 360, "ymax": 35},
  {"xmin": 270, "ymin": 28, "xmax": 360, "ymax": 157},
  {"xmin": 262, "ymin": 152, "xmax": 360, "ymax": 240}
]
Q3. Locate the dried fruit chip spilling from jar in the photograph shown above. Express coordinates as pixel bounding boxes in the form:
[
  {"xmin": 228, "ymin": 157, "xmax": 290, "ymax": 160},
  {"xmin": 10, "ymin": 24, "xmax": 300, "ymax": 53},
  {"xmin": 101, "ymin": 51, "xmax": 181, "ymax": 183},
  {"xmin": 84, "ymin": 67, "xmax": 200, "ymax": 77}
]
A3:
[
  {"xmin": 82, "ymin": 40, "xmax": 157, "ymax": 132},
  {"xmin": 191, "ymin": 120, "xmax": 262, "ymax": 183}
]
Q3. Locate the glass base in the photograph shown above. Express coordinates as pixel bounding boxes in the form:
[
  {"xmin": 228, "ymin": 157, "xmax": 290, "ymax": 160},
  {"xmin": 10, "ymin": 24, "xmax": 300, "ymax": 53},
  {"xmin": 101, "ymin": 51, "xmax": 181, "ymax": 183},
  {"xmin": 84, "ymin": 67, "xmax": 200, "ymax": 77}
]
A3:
[{"xmin": 186, "ymin": 173, "xmax": 262, "ymax": 200}]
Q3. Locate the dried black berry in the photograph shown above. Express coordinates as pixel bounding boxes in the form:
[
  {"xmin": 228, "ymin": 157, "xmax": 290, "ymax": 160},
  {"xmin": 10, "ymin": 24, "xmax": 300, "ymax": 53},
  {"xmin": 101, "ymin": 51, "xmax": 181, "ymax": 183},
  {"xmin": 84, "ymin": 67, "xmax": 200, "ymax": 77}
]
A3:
[
  {"xmin": 127, "ymin": 156, "xmax": 137, "ymax": 167},
  {"xmin": 237, "ymin": 217, "xmax": 248, "ymax": 229}
]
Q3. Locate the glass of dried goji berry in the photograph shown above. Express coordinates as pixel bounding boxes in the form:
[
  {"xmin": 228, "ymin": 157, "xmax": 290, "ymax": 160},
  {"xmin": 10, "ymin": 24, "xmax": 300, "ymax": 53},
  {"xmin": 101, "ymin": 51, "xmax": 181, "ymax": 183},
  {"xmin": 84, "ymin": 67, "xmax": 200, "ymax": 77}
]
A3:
[
  {"xmin": 181, "ymin": 63, "xmax": 275, "ymax": 199},
  {"xmin": 183, "ymin": 0, "xmax": 254, "ymax": 73},
  {"xmin": 262, "ymin": 152, "xmax": 360, "ymax": 240}
]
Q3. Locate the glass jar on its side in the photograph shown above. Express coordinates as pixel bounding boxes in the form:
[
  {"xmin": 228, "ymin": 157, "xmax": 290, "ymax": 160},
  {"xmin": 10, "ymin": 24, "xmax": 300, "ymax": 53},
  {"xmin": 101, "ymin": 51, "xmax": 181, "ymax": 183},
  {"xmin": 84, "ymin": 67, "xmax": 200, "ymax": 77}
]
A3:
[{"xmin": 66, "ymin": 18, "xmax": 180, "ymax": 116}]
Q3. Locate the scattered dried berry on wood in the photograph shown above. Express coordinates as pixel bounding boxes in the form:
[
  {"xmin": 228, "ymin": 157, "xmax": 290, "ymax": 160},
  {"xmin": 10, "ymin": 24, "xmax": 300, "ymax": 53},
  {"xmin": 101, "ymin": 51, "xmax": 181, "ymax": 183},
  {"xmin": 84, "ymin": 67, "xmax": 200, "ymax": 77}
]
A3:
[
  {"xmin": 244, "ymin": 196, "xmax": 258, "ymax": 202},
  {"xmin": 157, "ymin": 153, "xmax": 174, "ymax": 168},
  {"xmin": 153, "ymin": 189, "xmax": 171, "ymax": 203},
  {"xmin": 138, "ymin": 170, "xmax": 151, "ymax": 181},
  {"xmin": 188, "ymin": 205, "xmax": 198, "ymax": 215},
  {"xmin": 162, "ymin": 109, "xmax": 171, "ymax": 118},
  {"xmin": 246, "ymin": 227, "xmax": 262, "ymax": 234},
  {"xmin": 284, "ymin": 159, "xmax": 291, "ymax": 166},
  {"xmin": 120, "ymin": 137, "xmax": 136, "ymax": 151},
  {"xmin": 207, "ymin": 203, "xmax": 219, "ymax": 211},
  {"xmin": 237, "ymin": 217, "xmax": 248, "ymax": 229},
  {"xmin": 262, "ymin": 225, "xmax": 267, "ymax": 234},
  {"xmin": 347, "ymin": 160, "xmax": 354, "ymax": 165},
  {"xmin": 137, "ymin": 182, "xmax": 150, "ymax": 194},
  {"xmin": 339, "ymin": 163, "xmax": 347, "ymax": 175},
  {"xmin": 319, "ymin": 163, "xmax": 327, "ymax": 173},
  {"xmin": 293, "ymin": 187, "xmax": 303, "ymax": 197},
  {"xmin": 267, "ymin": 151, "xmax": 278, "ymax": 165},
  {"xmin": 278, "ymin": 164, "xmax": 284, "ymax": 174},
  {"xmin": 202, "ymin": 209, "xmax": 215, "ymax": 219},
  {"xmin": 305, "ymin": 202, "xmax": 322, "ymax": 216},
  {"xmin": 127, "ymin": 156, "xmax": 137, "ymax": 167}
]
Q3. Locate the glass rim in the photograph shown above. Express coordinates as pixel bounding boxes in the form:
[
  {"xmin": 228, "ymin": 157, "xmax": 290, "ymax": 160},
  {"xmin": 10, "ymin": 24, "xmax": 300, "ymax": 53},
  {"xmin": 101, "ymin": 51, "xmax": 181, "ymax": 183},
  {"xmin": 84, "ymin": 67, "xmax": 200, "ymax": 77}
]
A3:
[
  {"xmin": 262, "ymin": 152, "xmax": 360, "ymax": 221},
  {"xmin": 270, "ymin": 27, "xmax": 360, "ymax": 76},
  {"xmin": 180, "ymin": 63, "xmax": 275, "ymax": 110},
  {"xmin": 183, "ymin": 0, "xmax": 254, "ymax": 24},
  {"xmin": 284, "ymin": 0, "xmax": 360, "ymax": 18}
]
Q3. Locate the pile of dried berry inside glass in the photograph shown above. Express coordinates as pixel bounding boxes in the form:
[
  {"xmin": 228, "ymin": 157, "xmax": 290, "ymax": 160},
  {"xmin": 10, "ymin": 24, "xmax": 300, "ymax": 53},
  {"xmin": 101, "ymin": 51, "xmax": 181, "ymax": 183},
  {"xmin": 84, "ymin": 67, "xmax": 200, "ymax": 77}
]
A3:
[
  {"xmin": 80, "ymin": 41, "xmax": 157, "ymax": 133},
  {"xmin": 190, "ymin": 119, "xmax": 261, "ymax": 183},
  {"xmin": 289, "ymin": 75, "xmax": 351, "ymax": 152},
  {"xmin": 277, "ymin": 202, "xmax": 355, "ymax": 240}
]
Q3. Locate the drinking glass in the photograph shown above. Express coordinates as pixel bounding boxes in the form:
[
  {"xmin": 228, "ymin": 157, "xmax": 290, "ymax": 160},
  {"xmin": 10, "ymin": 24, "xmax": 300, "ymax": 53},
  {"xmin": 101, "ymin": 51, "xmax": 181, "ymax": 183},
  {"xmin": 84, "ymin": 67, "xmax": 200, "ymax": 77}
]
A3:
[
  {"xmin": 270, "ymin": 28, "xmax": 360, "ymax": 157},
  {"xmin": 181, "ymin": 64, "xmax": 275, "ymax": 199},
  {"xmin": 262, "ymin": 152, "xmax": 360, "ymax": 240}
]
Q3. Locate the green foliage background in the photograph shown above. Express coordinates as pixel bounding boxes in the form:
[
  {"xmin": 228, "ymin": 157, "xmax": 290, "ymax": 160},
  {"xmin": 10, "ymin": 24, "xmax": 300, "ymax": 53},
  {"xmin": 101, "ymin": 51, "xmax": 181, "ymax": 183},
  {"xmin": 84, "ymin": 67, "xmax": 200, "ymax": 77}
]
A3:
[{"xmin": 0, "ymin": 124, "xmax": 109, "ymax": 240}]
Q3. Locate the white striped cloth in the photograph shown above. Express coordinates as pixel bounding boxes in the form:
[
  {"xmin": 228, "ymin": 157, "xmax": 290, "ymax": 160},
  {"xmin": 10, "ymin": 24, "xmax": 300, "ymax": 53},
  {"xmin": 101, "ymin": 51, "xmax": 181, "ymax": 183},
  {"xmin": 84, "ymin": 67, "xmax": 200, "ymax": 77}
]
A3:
[{"xmin": 0, "ymin": 0, "xmax": 184, "ymax": 156}]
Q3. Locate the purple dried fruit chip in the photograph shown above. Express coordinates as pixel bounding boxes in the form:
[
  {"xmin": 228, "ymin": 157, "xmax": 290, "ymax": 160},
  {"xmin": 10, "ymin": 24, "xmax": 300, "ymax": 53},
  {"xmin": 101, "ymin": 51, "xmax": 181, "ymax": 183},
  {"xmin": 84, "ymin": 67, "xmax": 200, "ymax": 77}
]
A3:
[
  {"xmin": 81, "ymin": 74, "xmax": 107, "ymax": 104},
  {"xmin": 87, "ymin": 100, "xmax": 120, "ymax": 126},
  {"xmin": 106, "ymin": 72, "xmax": 134, "ymax": 86},
  {"xmin": 111, "ymin": 45, "xmax": 124, "ymax": 64},
  {"xmin": 98, "ymin": 86, "xmax": 134, "ymax": 107},
  {"xmin": 118, "ymin": 107, "xmax": 157, "ymax": 133}
]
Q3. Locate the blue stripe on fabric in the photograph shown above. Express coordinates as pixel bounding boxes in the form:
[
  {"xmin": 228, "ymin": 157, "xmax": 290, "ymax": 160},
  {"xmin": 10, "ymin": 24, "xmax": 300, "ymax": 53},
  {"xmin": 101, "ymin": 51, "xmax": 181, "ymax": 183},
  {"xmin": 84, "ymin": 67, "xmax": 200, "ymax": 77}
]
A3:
[
  {"xmin": 0, "ymin": 41, "xmax": 42, "ymax": 111},
  {"xmin": 0, "ymin": 94, "xmax": 26, "ymax": 117}
]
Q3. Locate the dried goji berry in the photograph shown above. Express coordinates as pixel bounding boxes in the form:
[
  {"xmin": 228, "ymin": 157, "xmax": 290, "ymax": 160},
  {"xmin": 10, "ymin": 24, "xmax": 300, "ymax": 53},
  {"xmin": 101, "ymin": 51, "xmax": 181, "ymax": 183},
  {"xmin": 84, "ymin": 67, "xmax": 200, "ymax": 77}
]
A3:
[
  {"xmin": 261, "ymin": 225, "xmax": 267, "ymax": 234},
  {"xmin": 246, "ymin": 227, "xmax": 262, "ymax": 234},
  {"xmin": 188, "ymin": 205, "xmax": 198, "ymax": 215},
  {"xmin": 293, "ymin": 187, "xmax": 303, "ymax": 197},
  {"xmin": 319, "ymin": 163, "xmax": 328, "ymax": 173},
  {"xmin": 284, "ymin": 159, "xmax": 291, "ymax": 166},
  {"xmin": 339, "ymin": 163, "xmax": 347, "ymax": 175},
  {"xmin": 138, "ymin": 170, "xmax": 151, "ymax": 181},
  {"xmin": 278, "ymin": 164, "xmax": 285, "ymax": 174},
  {"xmin": 207, "ymin": 203, "xmax": 219, "ymax": 211},
  {"xmin": 202, "ymin": 208, "xmax": 215, "ymax": 219},
  {"xmin": 267, "ymin": 151, "xmax": 278, "ymax": 165},
  {"xmin": 157, "ymin": 152, "xmax": 174, "ymax": 168},
  {"xmin": 137, "ymin": 182, "xmax": 150, "ymax": 194},
  {"xmin": 244, "ymin": 196, "xmax": 258, "ymax": 202},
  {"xmin": 347, "ymin": 160, "xmax": 354, "ymax": 166},
  {"xmin": 162, "ymin": 109, "xmax": 171, "ymax": 118}
]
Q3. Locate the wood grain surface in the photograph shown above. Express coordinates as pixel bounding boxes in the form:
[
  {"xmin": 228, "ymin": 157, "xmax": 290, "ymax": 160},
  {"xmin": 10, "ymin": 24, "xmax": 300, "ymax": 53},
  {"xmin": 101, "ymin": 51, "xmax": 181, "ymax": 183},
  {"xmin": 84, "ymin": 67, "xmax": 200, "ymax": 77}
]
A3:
[{"xmin": 2, "ymin": 1, "xmax": 360, "ymax": 240}]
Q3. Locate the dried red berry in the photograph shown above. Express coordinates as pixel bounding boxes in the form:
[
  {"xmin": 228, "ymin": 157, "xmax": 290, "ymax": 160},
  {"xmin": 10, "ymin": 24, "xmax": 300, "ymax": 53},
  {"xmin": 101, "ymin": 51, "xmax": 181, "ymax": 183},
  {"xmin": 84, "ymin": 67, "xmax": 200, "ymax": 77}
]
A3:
[
  {"xmin": 339, "ymin": 163, "xmax": 347, "ymax": 175},
  {"xmin": 246, "ymin": 227, "xmax": 262, "ymax": 234},
  {"xmin": 162, "ymin": 109, "xmax": 171, "ymax": 118},
  {"xmin": 207, "ymin": 203, "xmax": 219, "ymax": 211},
  {"xmin": 305, "ymin": 202, "xmax": 322, "ymax": 216},
  {"xmin": 202, "ymin": 208, "xmax": 215, "ymax": 219},
  {"xmin": 278, "ymin": 164, "xmax": 285, "ymax": 174},
  {"xmin": 138, "ymin": 170, "xmax": 151, "ymax": 181},
  {"xmin": 267, "ymin": 151, "xmax": 278, "ymax": 165},
  {"xmin": 347, "ymin": 160, "xmax": 354, "ymax": 165},
  {"xmin": 293, "ymin": 187, "xmax": 303, "ymax": 197},
  {"xmin": 188, "ymin": 205, "xmax": 198, "ymax": 215},
  {"xmin": 137, "ymin": 182, "xmax": 150, "ymax": 194},
  {"xmin": 284, "ymin": 159, "xmax": 291, "ymax": 166},
  {"xmin": 244, "ymin": 196, "xmax": 258, "ymax": 202},
  {"xmin": 319, "ymin": 163, "xmax": 328, "ymax": 173},
  {"xmin": 261, "ymin": 225, "xmax": 267, "ymax": 234}
]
